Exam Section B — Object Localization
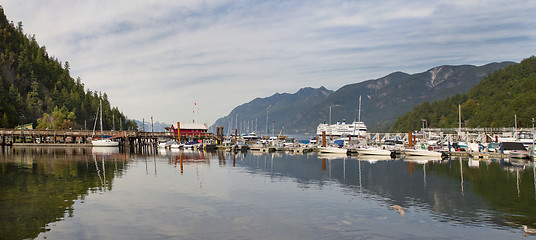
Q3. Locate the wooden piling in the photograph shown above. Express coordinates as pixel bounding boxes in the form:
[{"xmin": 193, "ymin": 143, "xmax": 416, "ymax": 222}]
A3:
[
  {"xmin": 234, "ymin": 129, "xmax": 238, "ymax": 144},
  {"xmin": 322, "ymin": 131, "xmax": 326, "ymax": 147},
  {"xmin": 177, "ymin": 122, "xmax": 181, "ymax": 142}
]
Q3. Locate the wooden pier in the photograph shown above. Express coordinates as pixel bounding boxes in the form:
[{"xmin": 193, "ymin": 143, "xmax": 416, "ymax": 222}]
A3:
[{"xmin": 0, "ymin": 128, "xmax": 214, "ymax": 148}]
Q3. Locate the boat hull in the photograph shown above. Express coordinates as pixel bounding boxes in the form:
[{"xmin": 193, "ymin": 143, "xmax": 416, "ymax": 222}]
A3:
[
  {"xmin": 91, "ymin": 139, "xmax": 119, "ymax": 147},
  {"xmin": 356, "ymin": 148, "xmax": 391, "ymax": 156},
  {"xmin": 403, "ymin": 148, "xmax": 442, "ymax": 157},
  {"xmin": 318, "ymin": 147, "xmax": 348, "ymax": 154}
]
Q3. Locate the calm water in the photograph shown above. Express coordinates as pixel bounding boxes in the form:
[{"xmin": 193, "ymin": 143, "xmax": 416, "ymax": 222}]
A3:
[{"xmin": 1, "ymin": 147, "xmax": 536, "ymax": 239}]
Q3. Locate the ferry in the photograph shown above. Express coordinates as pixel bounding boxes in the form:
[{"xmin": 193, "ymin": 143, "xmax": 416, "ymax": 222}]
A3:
[{"xmin": 316, "ymin": 120, "xmax": 367, "ymax": 137}]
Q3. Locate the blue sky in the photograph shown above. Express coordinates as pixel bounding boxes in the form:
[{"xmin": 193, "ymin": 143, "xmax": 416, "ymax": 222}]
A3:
[{"xmin": 2, "ymin": 0, "xmax": 535, "ymax": 125}]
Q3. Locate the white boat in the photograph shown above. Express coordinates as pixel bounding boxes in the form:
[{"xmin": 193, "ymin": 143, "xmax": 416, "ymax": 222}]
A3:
[
  {"xmin": 317, "ymin": 146, "xmax": 348, "ymax": 154},
  {"xmin": 242, "ymin": 132, "xmax": 260, "ymax": 141},
  {"xmin": 509, "ymin": 151, "xmax": 530, "ymax": 159},
  {"xmin": 183, "ymin": 141, "xmax": 202, "ymax": 150},
  {"xmin": 91, "ymin": 99, "xmax": 118, "ymax": 147},
  {"xmin": 91, "ymin": 138, "xmax": 119, "ymax": 147},
  {"xmin": 169, "ymin": 143, "xmax": 183, "ymax": 149},
  {"xmin": 356, "ymin": 146, "xmax": 391, "ymax": 156},
  {"xmin": 501, "ymin": 142, "xmax": 531, "ymax": 159},
  {"xmin": 403, "ymin": 148, "xmax": 442, "ymax": 158}
]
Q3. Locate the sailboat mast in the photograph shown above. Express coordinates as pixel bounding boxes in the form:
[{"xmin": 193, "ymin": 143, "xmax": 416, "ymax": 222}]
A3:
[
  {"xmin": 458, "ymin": 104, "xmax": 461, "ymax": 139},
  {"xmin": 354, "ymin": 96, "xmax": 362, "ymax": 136},
  {"xmin": 100, "ymin": 100, "xmax": 104, "ymax": 138},
  {"xmin": 358, "ymin": 96, "xmax": 362, "ymax": 122},
  {"xmin": 329, "ymin": 105, "xmax": 332, "ymax": 125}
]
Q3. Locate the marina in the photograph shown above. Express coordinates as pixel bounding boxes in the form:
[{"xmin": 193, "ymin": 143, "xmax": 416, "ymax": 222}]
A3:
[{"xmin": 2, "ymin": 125, "xmax": 535, "ymax": 161}]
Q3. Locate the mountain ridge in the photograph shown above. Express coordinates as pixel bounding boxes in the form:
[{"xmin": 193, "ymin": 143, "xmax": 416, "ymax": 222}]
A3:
[{"xmin": 211, "ymin": 61, "xmax": 515, "ymax": 135}]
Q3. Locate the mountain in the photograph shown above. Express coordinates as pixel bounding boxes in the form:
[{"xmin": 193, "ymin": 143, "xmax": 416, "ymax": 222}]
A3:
[
  {"xmin": 210, "ymin": 87, "xmax": 333, "ymax": 135},
  {"xmin": 212, "ymin": 61, "xmax": 514, "ymax": 135},
  {"xmin": 391, "ymin": 56, "xmax": 536, "ymax": 132},
  {"xmin": 134, "ymin": 119, "xmax": 171, "ymax": 132},
  {"xmin": 0, "ymin": 6, "xmax": 137, "ymax": 130},
  {"xmin": 290, "ymin": 61, "xmax": 515, "ymax": 133}
]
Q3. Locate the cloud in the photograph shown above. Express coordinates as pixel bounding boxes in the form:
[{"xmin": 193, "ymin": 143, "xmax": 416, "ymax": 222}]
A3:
[{"xmin": 2, "ymin": 0, "xmax": 535, "ymax": 125}]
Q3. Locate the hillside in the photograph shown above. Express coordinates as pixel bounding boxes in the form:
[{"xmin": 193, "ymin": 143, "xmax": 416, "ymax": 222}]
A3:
[
  {"xmin": 0, "ymin": 7, "xmax": 137, "ymax": 130},
  {"xmin": 391, "ymin": 56, "xmax": 536, "ymax": 132}
]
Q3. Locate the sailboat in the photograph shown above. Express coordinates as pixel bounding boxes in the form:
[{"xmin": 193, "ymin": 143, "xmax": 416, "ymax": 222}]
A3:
[{"xmin": 91, "ymin": 100, "xmax": 119, "ymax": 147}]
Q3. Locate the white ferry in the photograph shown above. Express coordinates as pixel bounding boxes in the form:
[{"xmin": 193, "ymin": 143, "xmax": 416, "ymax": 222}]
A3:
[{"xmin": 316, "ymin": 120, "xmax": 367, "ymax": 137}]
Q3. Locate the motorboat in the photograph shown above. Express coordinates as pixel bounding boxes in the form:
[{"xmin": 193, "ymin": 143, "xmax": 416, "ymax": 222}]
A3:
[
  {"xmin": 356, "ymin": 146, "xmax": 391, "ymax": 156},
  {"xmin": 501, "ymin": 142, "xmax": 531, "ymax": 159},
  {"xmin": 403, "ymin": 148, "xmax": 442, "ymax": 158},
  {"xmin": 317, "ymin": 146, "xmax": 348, "ymax": 154},
  {"xmin": 169, "ymin": 143, "xmax": 184, "ymax": 149}
]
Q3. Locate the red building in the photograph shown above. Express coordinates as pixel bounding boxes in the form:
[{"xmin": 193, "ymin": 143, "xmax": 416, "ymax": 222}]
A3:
[{"xmin": 165, "ymin": 123, "xmax": 212, "ymax": 139}]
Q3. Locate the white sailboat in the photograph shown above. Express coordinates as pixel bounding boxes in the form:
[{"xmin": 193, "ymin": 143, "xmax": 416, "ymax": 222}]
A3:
[{"xmin": 91, "ymin": 100, "xmax": 119, "ymax": 147}]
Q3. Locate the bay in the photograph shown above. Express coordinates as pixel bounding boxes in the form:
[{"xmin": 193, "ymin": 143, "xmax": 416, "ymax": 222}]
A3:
[{"xmin": 1, "ymin": 147, "xmax": 535, "ymax": 239}]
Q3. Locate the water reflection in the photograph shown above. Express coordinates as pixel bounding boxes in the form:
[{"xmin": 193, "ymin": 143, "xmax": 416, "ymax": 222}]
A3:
[
  {"xmin": 1, "ymin": 148, "xmax": 536, "ymax": 239},
  {"xmin": 0, "ymin": 147, "xmax": 130, "ymax": 239},
  {"xmin": 231, "ymin": 152, "xmax": 536, "ymax": 232}
]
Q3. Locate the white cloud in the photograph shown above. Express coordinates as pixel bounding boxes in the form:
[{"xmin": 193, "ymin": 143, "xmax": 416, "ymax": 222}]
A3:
[{"xmin": 1, "ymin": 0, "xmax": 535, "ymax": 125}]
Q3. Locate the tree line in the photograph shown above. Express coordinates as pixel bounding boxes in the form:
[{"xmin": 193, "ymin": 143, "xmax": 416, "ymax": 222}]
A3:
[
  {"xmin": 0, "ymin": 7, "xmax": 137, "ymax": 130},
  {"xmin": 390, "ymin": 56, "xmax": 536, "ymax": 132}
]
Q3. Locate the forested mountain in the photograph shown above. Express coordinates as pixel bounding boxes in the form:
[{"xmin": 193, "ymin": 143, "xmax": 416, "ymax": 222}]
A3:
[
  {"xmin": 212, "ymin": 61, "xmax": 513, "ymax": 135},
  {"xmin": 289, "ymin": 61, "xmax": 514, "ymax": 133},
  {"xmin": 0, "ymin": 7, "xmax": 137, "ymax": 130},
  {"xmin": 391, "ymin": 56, "xmax": 536, "ymax": 132},
  {"xmin": 210, "ymin": 87, "xmax": 333, "ymax": 135}
]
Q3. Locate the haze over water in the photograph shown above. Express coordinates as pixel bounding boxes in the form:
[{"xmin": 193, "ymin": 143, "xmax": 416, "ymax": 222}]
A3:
[{"xmin": 1, "ymin": 147, "xmax": 536, "ymax": 239}]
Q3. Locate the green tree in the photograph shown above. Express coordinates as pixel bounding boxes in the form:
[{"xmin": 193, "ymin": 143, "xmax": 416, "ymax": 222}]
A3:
[{"xmin": 36, "ymin": 106, "xmax": 76, "ymax": 130}]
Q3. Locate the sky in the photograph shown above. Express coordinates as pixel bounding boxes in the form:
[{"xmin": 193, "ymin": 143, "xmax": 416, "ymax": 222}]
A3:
[{"xmin": 2, "ymin": 0, "xmax": 535, "ymax": 126}]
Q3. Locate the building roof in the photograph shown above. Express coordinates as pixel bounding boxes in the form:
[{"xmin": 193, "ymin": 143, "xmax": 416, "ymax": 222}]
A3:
[{"xmin": 177, "ymin": 123, "xmax": 208, "ymax": 130}]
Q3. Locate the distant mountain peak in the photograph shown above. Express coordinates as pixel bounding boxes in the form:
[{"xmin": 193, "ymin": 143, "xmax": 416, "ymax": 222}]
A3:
[{"xmin": 427, "ymin": 66, "xmax": 454, "ymax": 88}]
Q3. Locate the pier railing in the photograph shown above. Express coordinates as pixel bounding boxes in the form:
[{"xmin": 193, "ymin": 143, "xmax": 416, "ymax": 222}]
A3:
[{"xmin": 0, "ymin": 129, "xmax": 214, "ymax": 144}]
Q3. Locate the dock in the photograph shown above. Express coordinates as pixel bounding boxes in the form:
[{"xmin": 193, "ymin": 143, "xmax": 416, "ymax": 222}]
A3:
[{"xmin": 0, "ymin": 128, "xmax": 214, "ymax": 148}]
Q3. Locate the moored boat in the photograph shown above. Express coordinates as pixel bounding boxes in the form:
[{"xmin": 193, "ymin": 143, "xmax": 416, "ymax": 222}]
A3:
[
  {"xmin": 355, "ymin": 146, "xmax": 391, "ymax": 156},
  {"xmin": 91, "ymin": 100, "xmax": 118, "ymax": 147},
  {"xmin": 91, "ymin": 138, "xmax": 119, "ymax": 147},
  {"xmin": 317, "ymin": 146, "xmax": 348, "ymax": 154},
  {"xmin": 403, "ymin": 148, "xmax": 442, "ymax": 158}
]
